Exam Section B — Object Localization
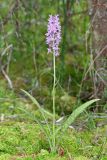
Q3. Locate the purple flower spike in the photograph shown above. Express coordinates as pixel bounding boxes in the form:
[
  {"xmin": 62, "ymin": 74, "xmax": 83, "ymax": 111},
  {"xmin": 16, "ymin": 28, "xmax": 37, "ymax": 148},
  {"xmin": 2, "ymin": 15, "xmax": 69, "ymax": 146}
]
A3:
[{"xmin": 46, "ymin": 15, "xmax": 61, "ymax": 56}]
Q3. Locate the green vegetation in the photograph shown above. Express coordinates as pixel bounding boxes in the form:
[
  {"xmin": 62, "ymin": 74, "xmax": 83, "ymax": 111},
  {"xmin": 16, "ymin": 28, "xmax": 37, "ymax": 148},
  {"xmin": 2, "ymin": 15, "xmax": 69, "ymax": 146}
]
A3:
[
  {"xmin": 0, "ymin": 0, "xmax": 107, "ymax": 159},
  {"xmin": 0, "ymin": 121, "xmax": 107, "ymax": 159},
  {"xmin": 0, "ymin": 83, "xmax": 107, "ymax": 159}
]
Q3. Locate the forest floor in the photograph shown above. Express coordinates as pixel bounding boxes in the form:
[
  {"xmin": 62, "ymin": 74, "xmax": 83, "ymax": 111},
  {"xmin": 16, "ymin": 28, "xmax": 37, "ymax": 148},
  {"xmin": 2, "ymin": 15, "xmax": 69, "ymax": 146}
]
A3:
[{"xmin": 0, "ymin": 80, "xmax": 107, "ymax": 160}]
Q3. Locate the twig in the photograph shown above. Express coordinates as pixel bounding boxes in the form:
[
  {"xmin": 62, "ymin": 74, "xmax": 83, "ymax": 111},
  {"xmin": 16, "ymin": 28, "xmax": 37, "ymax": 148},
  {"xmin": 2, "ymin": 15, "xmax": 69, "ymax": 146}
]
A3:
[{"xmin": 1, "ymin": 68, "xmax": 13, "ymax": 89}]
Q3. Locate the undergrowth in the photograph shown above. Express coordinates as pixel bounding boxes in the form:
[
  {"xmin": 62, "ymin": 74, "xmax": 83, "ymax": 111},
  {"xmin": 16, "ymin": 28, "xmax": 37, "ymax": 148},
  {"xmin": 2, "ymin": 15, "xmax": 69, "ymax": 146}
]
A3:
[{"xmin": 0, "ymin": 80, "xmax": 107, "ymax": 159}]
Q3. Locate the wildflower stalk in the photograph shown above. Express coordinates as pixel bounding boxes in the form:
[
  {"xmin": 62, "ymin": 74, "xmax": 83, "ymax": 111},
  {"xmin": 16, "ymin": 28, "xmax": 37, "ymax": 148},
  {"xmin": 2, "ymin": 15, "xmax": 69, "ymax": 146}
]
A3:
[{"xmin": 52, "ymin": 52, "xmax": 56, "ymax": 152}]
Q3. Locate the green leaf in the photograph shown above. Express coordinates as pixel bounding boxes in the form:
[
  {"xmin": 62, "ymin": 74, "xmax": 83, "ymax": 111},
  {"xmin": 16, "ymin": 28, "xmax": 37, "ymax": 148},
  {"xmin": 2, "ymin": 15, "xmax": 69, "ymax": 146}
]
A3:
[
  {"xmin": 19, "ymin": 107, "xmax": 53, "ymax": 150},
  {"xmin": 21, "ymin": 89, "xmax": 53, "ymax": 117},
  {"xmin": 57, "ymin": 99, "xmax": 100, "ymax": 133},
  {"xmin": 21, "ymin": 89, "xmax": 52, "ymax": 144}
]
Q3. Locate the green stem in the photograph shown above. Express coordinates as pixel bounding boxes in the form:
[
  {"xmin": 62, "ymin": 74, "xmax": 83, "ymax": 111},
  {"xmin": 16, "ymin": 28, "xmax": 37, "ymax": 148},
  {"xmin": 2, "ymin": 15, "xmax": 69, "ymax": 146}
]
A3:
[{"xmin": 52, "ymin": 53, "xmax": 56, "ymax": 152}]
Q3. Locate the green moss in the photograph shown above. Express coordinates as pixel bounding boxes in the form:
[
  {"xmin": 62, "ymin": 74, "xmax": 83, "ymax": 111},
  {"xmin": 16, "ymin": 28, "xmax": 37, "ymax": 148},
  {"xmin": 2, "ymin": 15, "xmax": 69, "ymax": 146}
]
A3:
[
  {"xmin": 73, "ymin": 156, "xmax": 90, "ymax": 160},
  {"xmin": 0, "ymin": 154, "xmax": 11, "ymax": 160},
  {"xmin": 59, "ymin": 126, "xmax": 107, "ymax": 159},
  {"xmin": 0, "ymin": 121, "xmax": 107, "ymax": 159},
  {"xmin": 36, "ymin": 150, "xmax": 66, "ymax": 160},
  {"xmin": 0, "ymin": 122, "xmax": 48, "ymax": 156},
  {"xmin": 0, "ymin": 82, "xmax": 107, "ymax": 160},
  {"xmin": 101, "ymin": 157, "xmax": 107, "ymax": 160}
]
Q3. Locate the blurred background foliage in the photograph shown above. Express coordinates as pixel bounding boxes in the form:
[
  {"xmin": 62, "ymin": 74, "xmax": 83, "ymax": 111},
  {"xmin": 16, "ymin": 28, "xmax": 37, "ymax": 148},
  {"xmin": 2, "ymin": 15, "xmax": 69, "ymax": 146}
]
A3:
[{"xmin": 0, "ymin": 0, "xmax": 105, "ymax": 114}]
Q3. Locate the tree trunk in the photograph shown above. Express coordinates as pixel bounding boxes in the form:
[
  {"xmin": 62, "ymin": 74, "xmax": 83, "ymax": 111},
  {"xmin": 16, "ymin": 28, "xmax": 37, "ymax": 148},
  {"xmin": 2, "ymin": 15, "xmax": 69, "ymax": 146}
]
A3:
[{"xmin": 88, "ymin": 0, "xmax": 107, "ymax": 105}]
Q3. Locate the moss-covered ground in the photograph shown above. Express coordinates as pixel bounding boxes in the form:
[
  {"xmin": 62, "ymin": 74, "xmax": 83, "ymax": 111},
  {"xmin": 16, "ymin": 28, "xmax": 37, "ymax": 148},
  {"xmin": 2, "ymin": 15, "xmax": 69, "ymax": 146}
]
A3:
[
  {"xmin": 0, "ymin": 80, "xmax": 107, "ymax": 160},
  {"xmin": 0, "ymin": 121, "xmax": 107, "ymax": 160}
]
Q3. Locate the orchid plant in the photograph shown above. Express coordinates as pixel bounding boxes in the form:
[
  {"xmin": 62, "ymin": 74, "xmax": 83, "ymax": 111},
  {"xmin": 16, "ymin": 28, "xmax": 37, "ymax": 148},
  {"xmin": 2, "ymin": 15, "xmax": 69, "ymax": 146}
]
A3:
[
  {"xmin": 46, "ymin": 15, "xmax": 61, "ymax": 152},
  {"xmin": 21, "ymin": 15, "xmax": 99, "ymax": 153}
]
